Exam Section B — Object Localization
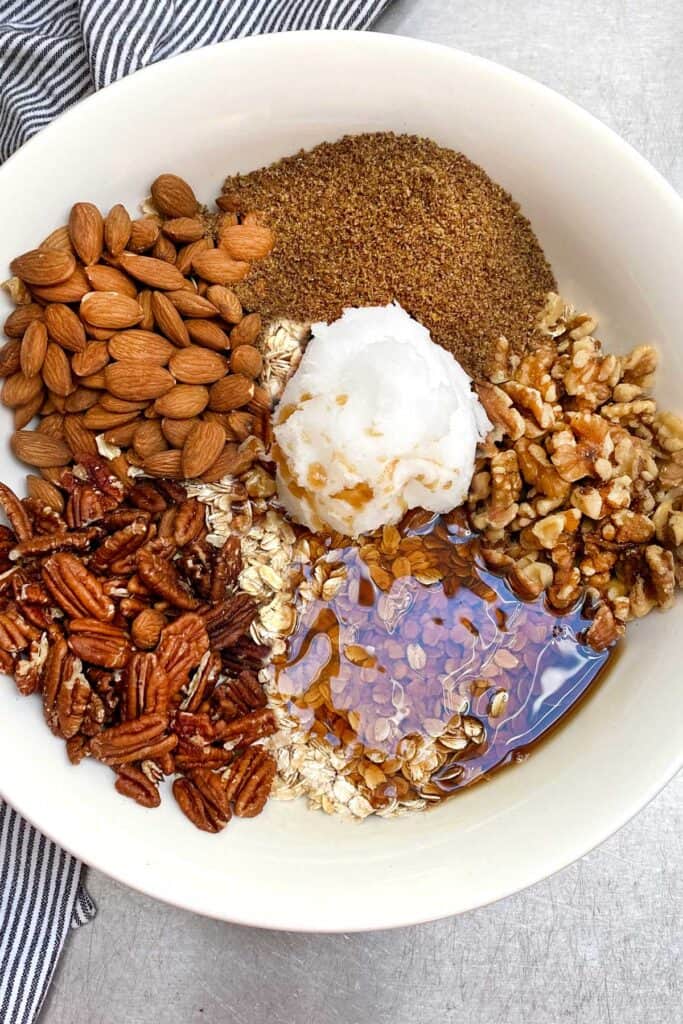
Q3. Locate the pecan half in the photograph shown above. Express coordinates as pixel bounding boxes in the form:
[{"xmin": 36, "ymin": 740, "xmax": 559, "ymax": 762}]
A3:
[
  {"xmin": 210, "ymin": 535, "xmax": 242, "ymax": 604},
  {"xmin": 182, "ymin": 650, "xmax": 221, "ymax": 713},
  {"xmin": 65, "ymin": 484, "xmax": 108, "ymax": 528},
  {"xmin": 136, "ymin": 547, "xmax": 197, "ymax": 609},
  {"xmin": 224, "ymin": 747, "xmax": 276, "ymax": 818},
  {"xmin": 0, "ymin": 481, "xmax": 32, "ymax": 541},
  {"xmin": 11, "ymin": 527, "xmax": 100, "ymax": 559},
  {"xmin": 14, "ymin": 633, "xmax": 49, "ymax": 694},
  {"xmin": 91, "ymin": 519, "xmax": 148, "ymax": 572},
  {"xmin": 68, "ymin": 618, "xmax": 131, "ymax": 669},
  {"xmin": 212, "ymin": 670, "xmax": 266, "ymax": 719},
  {"xmin": 41, "ymin": 634, "xmax": 92, "ymax": 739},
  {"xmin": 173, "ymin": 741, "xmax": 233, "ymax": 773},
  {"xmin": 89, "ymin": 712, "xmax": 176, "ymax": 766},
  {"xmin": 205, "ymin": 593, "xmax": 257, "ymax": 650},
  {"xmin": 173, "ymin": 498, "xmax": 205, "ymax": 547},
  {"xmin": 172, "ymin": 769, "xmax": 232, "ymax": 833},
  {"xmin": 124, "ymin": 652, "xmax": 169, "ymax": 718},
  {"xmin": 214, "ymin": 707, "xmax": 277, "ymax": 747},
  {"xmin": 128, "ymin": 480, "xmax": 168, "ymax": 513},
  {"xmin": 42, "ymin": 552, "xmax": 115, "ymax": 621},
  {"xmin": 114, "ymin": 765, "xmax": 161, "ymax": 808},
  {"xmin": 156, "ymin": 612, "xmax": 209, "ymax": 694},
  {"xmin": 0, "ymin": 608, "xmax": 41, "ymax": 652},
  {"xmin": 176, "ymin": 539, "xmax": 213, "ymax": 599}
]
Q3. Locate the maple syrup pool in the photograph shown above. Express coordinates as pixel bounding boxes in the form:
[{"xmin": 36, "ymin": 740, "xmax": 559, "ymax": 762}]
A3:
[{"xmin": 271, "ymin": 515, "xmax": 614, "ymax": 804}]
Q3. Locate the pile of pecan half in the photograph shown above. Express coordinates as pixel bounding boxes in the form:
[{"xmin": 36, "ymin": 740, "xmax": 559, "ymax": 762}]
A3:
[{"xmin": 0, "ymin": 457, "xmax": 277, "ymax": 831}]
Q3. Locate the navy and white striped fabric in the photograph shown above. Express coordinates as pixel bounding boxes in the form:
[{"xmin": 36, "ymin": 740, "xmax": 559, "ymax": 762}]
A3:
[
  {"xmin": 0, "ymin": 805, "xmax": 97, "ymax": 1024},
  {"xmin": 0, "ymin": 0, "xmax": 391, "ymax": 163},
  {"xmin": 0, "ymin": 2, "xmax": 391, "ymax": 1020}
]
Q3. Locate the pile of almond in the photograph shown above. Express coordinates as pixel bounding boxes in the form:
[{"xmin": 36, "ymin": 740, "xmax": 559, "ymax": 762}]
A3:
[{"xmin": 0, "ymin": 173, "xmax": 275, "ymax": 489}]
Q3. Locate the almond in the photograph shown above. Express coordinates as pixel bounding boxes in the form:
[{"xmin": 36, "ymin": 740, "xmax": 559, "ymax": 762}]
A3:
[
  {"xmin": 138, "ymin": 289, "xmax": 155, "ymax": 331},
  {"xmin": 133, "ymin": 420, "xmax": 168, "ymax": 458},
  {"xmin": 80, "ymin": 371, "xmax": 107, "ymax": 389},
  {"xmin": 72, "ymin": 341, "xmax": 110, "ymax": 377},
  {"xmin": 103, "ymin": 420, "xmax": 140, "ymax": 447},
  {"xmin": 185, "ymin": 319, "xmax": 230, "ymax": 351},
  {"xmin": 40, "ymin": 225, "xmax": 74, "ymax": 254},
  {"xmin": 151, "ymin": 291, "xmax": 190, "ymax": 348},
  {"xmin": 45, "ymin": 393, "xmax": 66, "ymax": 414},
  {"xmin": 151, "ymin": 174, "xmax": 199, "ymax": 218},
  {"xmin": 14, "ymin": 392, "xmax": 44, "ymax": 429},
  {"xmin": 119, "ymin": 252, "xmax": 186, "ymax": 291},
  {"xmin": 64, "ymin": 387, "xmax": 100, "ymax": 413},
  {"xmin": 108, "ymin": 330, "xmax": 173, "ymax": 365},
  {"xmin": 42, "ymin": 342, "xmax": 74, "ymax": 396},
  {"xmin": 154, "ymin": 384, "xmax": 209, "ymax": 419},
  {"xmin": 230, "ymin": 345, "xmax": 262, "ymax": 379},
  {"xmin": 203, "ymin": 410, "xmax": 236, "ymax": 436},
  {"xmin": 230, "ymin": 312, "xmax": 261, "ymax": 348},
  {"xmin": 176, "ymin": 237, "xmax": 212, "ymax": 276},
  {"xmin": 11, "ymin": 429, "xmax": 71, "ymax": 467},
  {"xmin": 143, "ymin": 449, "xmax": 183, "ymax": 478},
  {"xmin": 206, "ymin": 285, "xmax": 243, "ymax": 324},
  {"xmin": 44, "ymin": 303, "xmax": 87, "ymax": 353},
  {"xmin": 247, "ymin": 384, "xmax": 272, "ymax": 415},
  {"xmin": 226, "ymin": 410, "xmax": 255, "ymax": 440},
  {"xmin": 85, "ymin": 325, "xmax": 115, "ymax": 342},
  {"xmin": 162, "ymin": 218, "xmax": 205, "ymax": 244},
  {"xmin": 99, "ymin": 394, "xmax": 149, "ymax": 413},
  {"xmin": 68, "ymin": 202, "xmax": 104, "ymax": 265},
  {"xmin": 40, "ymin": 466, "xmax": 67, "ymax": 485},
  {"xmin": 38, "ymin": 413, "xmax": 65, "ymax": 439},
  {"xmin": 107, "ymin": 452, "xmax": 133, "ymax": 485},
  {"xmin": 32, "ymin": 266, "xmax": 89, "ymax": 303},
  {"xmin": 191, "ymin": 249, "xmax": 250, "ymax": 285},
  {"xmin": 104, "ymin": 361, "xmax": 174, "ymax": 401},
  {"xmin": 165, "ymin": 289, "xmax": 218, "ymax": 319},
  {"xmin": 0, "ymin": 340, "xmax": 21, "ymax": 377},
  {"xmin": 182, "ymin": 419, "xmax": 226, "ymax": 478},
  {"xmin": 151, "ymin": 234, "xmax": 177, "ymax": 264},
  {"xmin": 20, "ymin": 320, "xmax": 48, "ymax": 378},
  {"xmin": 3, "ymin": 303, "xmax": 44, "ymax": 338},
  {"xmin": 2, "ymin": 371, "xmax": 44, "ymax": 408},
  {"xmin": 219, "ymin": 223, "xmax": 274, "ymax": 261},
  {"xmin": 26, "ymin": 474, "xmax": 65, "ymax": 512},
  {"xmin": 168, "ymin": 347, "xmax": 228, "ymax": 384},
  {"xmin": 82, "ymin": 406, "xmax": 141, "ymax": 431},
  {"xmin": 80, "ymin": 292, "xmax": 143, "ymax": 330},
  {"xmin": 208, "ymin": 374, "xmax": 254, "ymax": 412},
  {"xmin": 10, "ymin": 248, "xmax": 76, "ymax": 286},
  {"xmin": 85, "ymin": 264, "xmax": 138, "ymax": 298},
  {"xmin": 199, "ymin": 443, "xmax": 248, "ymax": 482},
  {"xmin": 128, "ymin": 217, "xmax": 161, "ymax": 253},
  {"xmin": 63, "ymin": 415, "xmax": 99, "ymax": 457},
  {"xmin": 161, "ymin": 417, "xmax": 195, "ymax": 447},
  {"xmin": 104, "ymin": 204, "xmax": 132, "ymax": 257}
]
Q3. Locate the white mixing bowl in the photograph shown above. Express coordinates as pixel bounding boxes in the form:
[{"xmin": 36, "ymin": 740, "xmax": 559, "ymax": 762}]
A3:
[{"xmin": 0, "ymin": 31, "xmax": 681, "ymax": 931}]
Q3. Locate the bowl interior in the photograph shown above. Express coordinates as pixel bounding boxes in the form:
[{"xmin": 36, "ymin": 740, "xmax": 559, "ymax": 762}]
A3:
[{"xmin": 0, "ymin": 31, "xmax": 681, "ymax": 931}]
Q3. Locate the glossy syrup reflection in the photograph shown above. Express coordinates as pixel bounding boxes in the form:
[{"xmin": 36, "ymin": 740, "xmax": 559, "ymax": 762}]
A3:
[{"xmin": 272, "ymin": 515, "xmax": 613, "ymax": 799}]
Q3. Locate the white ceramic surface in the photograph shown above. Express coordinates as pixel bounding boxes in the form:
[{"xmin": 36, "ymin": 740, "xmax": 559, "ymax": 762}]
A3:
[{"xmin": 0, "ymin": 31, "xmax": 681, "ymax": 933}]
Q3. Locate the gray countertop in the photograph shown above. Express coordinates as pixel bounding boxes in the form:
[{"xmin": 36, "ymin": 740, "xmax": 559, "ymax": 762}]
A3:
[{"xmin": 40, "ymin": 3, "xmax": 682, "ymax": 1022}]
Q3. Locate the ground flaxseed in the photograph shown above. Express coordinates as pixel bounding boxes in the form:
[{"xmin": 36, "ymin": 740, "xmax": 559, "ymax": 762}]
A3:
[{"xmin": 220, "ymin": 132, "xmax": 556, "ymax": 377}]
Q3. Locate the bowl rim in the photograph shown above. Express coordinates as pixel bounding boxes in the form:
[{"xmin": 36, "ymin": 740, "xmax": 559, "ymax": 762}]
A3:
[{"xmin": 0, "ymin": 28, "xmax": 681, "ymax": 932}]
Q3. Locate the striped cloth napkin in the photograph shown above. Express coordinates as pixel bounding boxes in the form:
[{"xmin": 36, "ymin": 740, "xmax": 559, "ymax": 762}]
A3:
[{"xmin": 0, "ymin": 2, "xmax": 391, "ymax": 1021}]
